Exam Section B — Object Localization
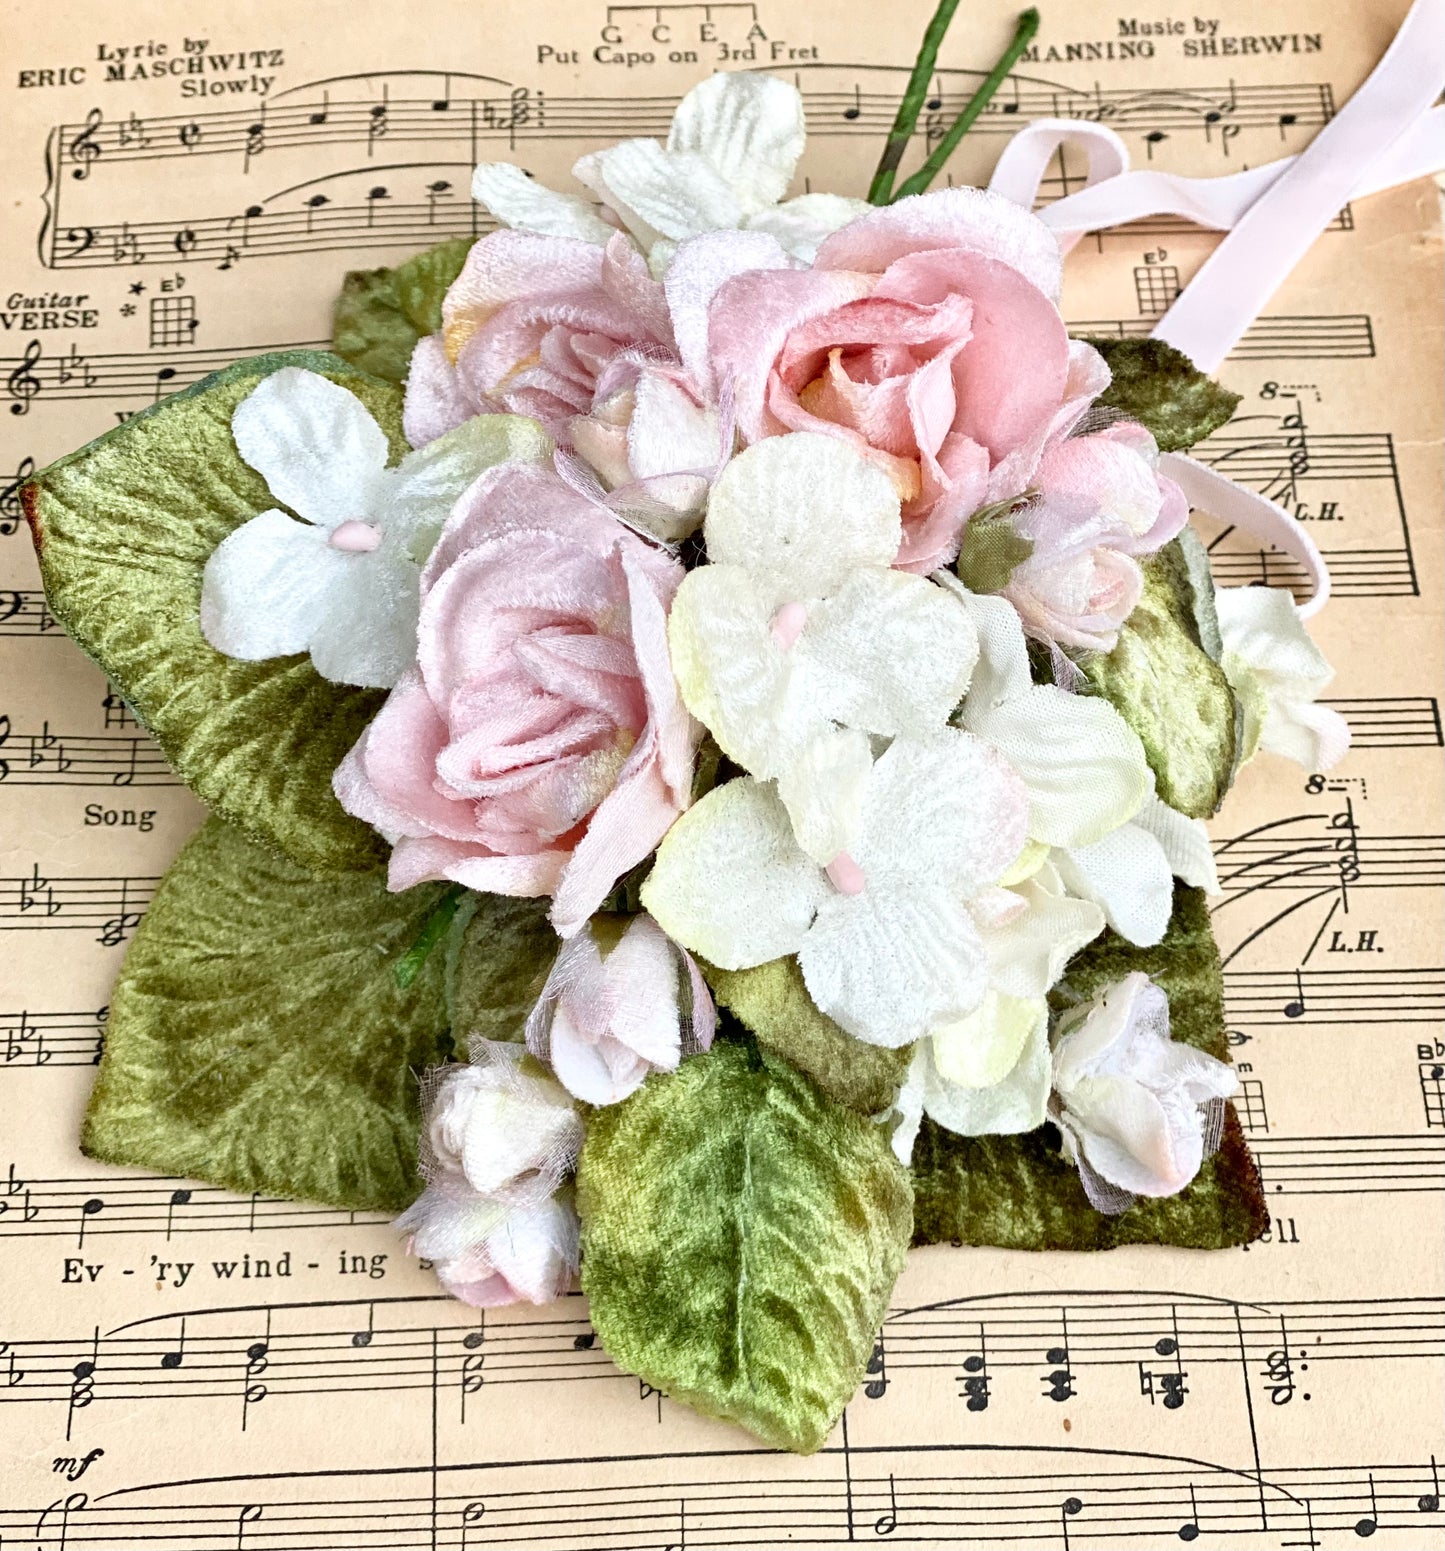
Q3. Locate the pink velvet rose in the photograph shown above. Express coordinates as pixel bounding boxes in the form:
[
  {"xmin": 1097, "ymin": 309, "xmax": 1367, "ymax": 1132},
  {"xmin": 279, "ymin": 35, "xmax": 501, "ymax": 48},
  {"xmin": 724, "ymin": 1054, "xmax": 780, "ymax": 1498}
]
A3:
[
  {"xmin": 405, "ymin": 229, "xmax": 726, "ymax": 534},
  {"xmin": 1003, "ymin": 418, "xmax": 1190, "ymax": 651},
  {"xmin": 705, "ymin": 187, "xmax": 1111, "ymax": 573},
  {"xmin": 334, "ymin": 462, "xmax": 698, "ymax": 935}
]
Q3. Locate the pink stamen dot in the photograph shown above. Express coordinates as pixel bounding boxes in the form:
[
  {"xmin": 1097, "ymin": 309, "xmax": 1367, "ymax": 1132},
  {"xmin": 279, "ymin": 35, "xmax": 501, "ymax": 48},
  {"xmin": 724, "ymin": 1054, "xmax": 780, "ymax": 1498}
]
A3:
[
  {"xmin": 329, "ymin": 520, "xmax": 383, "ymax": 553},
  {"xmin": 770, "ymin": 600, "xmax": 808, "ymax": 651},
  {"xmin": 825, "ymin": 852, "xmax": 866, "ymax": 896}
]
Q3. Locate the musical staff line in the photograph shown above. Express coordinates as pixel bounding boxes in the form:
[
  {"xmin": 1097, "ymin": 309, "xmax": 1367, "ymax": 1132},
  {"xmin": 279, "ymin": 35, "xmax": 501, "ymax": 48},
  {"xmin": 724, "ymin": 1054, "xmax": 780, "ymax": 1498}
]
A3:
[
  {"xmin": 0, "ymin": 1290, "xmax": 1437, "ymax": 1416},
  {"xmin": 0, "ymin": 867, "xmax": 158, "ymax": 944},
  {"xmin": 1322, "ymin": 697, "xmax": 1442, "ymax": 749},
  {"xmin": 42, "ymin": 69, "xmax": 1336, "ymax": 174},
  {"xmin": 1072, "ymin": 313, "xmax": 1375, "ymax": 360},
  {"xmin": 1224, "ymin": 966, "xmax": 1445, "ymax": 1027},
  {"xmin": 1250, "ymin": 1134, "xmax": 1445, "ymax": 1196},
  {"xmin": 0, "ymin": 719, "xmax": 179, "ymax": 785},
  {"xmin": 1212, "ymin": 830, "xmax": 1445, "ymax": 893},
  {"xmin": 0, "ymin": 1006, "xmax": 107, "ymax": 1068},
  {"xmin": 0, "ymin": 1447, "xmax": 1439, "ymax": 1549},
  {"xmin": 0, "ymin": 1167, "xmax": 390, "ymax": 1241}
]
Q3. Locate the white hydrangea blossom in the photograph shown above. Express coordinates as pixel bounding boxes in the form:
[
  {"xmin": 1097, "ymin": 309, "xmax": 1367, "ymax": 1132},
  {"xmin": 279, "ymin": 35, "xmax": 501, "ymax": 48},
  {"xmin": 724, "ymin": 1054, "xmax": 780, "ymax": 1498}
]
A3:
[
  {"xmin": 642, "ymin": 730, "xmax": 1029, "ymax": 1048},
  {"xmin": 201, "ymin": 368, "xmax": 545, "ymax": 688},
  {"xmin": 669, "ymin": 434, "xmax": 979, "ymax": 863},
  {"xmin": 473, "ymin": 72, "xmax": 870, "ymax": 264}
]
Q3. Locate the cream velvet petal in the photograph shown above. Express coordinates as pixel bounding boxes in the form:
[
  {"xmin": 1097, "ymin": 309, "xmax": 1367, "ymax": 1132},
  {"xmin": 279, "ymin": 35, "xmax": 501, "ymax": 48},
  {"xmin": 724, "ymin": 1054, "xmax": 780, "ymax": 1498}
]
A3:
[
  {"xmin": 305, "ymin": 547, "xmax": 422, "ymax": 689},
  {"xmin": 388, "ymin": 412, "xmax": 551, "ymax": 552},
  {"xmin": 923, "ymin": 994, "xmax": 1051, "ymax": 1136},
  {"xmin": 627, "ymin": 372, "xmax": 720, "ymax": 481},
  {"xmin": 797, "ymin": 568, "xmax": 978, "ymax": 737},
  {"xmin": 200, "ymin": 509, "xmax": 347, "ymax": 662},
  {"xmin": 978, "ymin": 870, "xmax": 1105, "ymax": 999},
  {"xmin": 231, "ymin": 367, "xmax": 390, "ymax": 528},
  {"xmin": 745, "ymin": 194, "xmax": 874, "ymax": 262},
  {"xmin": 970, "ymin": 683, "xmax": 1151, "ymax": 849},
  {"xmin": 703, "ymin": 433, "xmax": 901, "ymax": 598},
  {"xmin": 471, "ymin": 162, "xmax": 617, "ymax": 244},
  {"xmin": 666, "ymin": 71, "xmax": 805, "ymax": 214},
  {"xmin": 1263, "ymin": 699, "xmax": 1352, "ymax": 772},
  {"xmin": 667, "ymin": 564, "xmax": 787, "ymax": 775},
  {"xmin": 813, "ymin": 185, "xmax": 1065, "ymax": 302},
  {"xmin": 773, "ymin": 725, "xmax": 873, "ymax": 865},
  {"xmin": 852, "ymin": 730, "xmax": 1028, "ymax": 899},
  {"xmin": 938, "ymin": 576, "xmax": 1033, "ymax": 713},
  {"xmin": 801, "ymin": 883, "xmax": 990, "ymax": 1048},
  {"xmin": 640, "ymin": 777, "xmax": 825, "ymax": 970},
  {"xmin": 573, "ymin": 140, "xmax": 744, "ymax": 245},
  {"xmin": 1054, "ymin": 823, "xmax": 1174, "ymax": 948},
  {"xmin": 930, "ymin": 989, "xmax": 1041, "ymax": 1088},
  {"xmin": 1131, "ymin": 797, "xmax": 1220, "ymax": 892}
]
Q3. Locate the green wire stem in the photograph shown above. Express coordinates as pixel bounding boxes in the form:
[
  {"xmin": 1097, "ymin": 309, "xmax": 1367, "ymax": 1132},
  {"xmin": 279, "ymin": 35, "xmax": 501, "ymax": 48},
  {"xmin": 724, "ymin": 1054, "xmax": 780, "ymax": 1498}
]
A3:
[
  {"xmin": 395, "ymin": 883, "xmax": 467, "ymax": 990},
  {"xmin": 867, "ymin": 0, "xmax": 966, "ymax": 205},
  {"xmin": 890, "ymin": 9, "xmax": 1041, "ymax": 202}
]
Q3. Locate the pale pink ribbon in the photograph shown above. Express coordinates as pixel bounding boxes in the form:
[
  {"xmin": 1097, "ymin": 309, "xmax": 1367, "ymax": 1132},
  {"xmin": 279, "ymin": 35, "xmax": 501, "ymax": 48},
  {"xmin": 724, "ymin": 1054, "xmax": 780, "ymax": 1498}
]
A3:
[{"xmin": 988, "ymin": 0, "xmax": 1445, "ymax": 616}]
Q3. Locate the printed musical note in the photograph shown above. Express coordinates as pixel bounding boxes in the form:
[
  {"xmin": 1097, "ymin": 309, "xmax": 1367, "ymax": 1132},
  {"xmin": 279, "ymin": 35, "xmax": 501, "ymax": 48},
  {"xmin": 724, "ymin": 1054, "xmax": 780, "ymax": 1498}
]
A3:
[
  {"xmin": 235, "ymin": 1504, "xmax": 263, "ymax": 1550},
  {"xmin": 864, "ymin": 1333, "xmax": 888, "ymax": 1399},
  {"xmin": 164, "ymin": 1188, "xmax": 192, "ymax": 1240},
  {"xmin": 460, "ymin": 1501, "xmax": 486, "ymax": 1548},
  {"xmin": 960, "ymin": 1326, "xmax": 990, "ymax": 1412},
  {"xmin": 1356, "ymin": 1472, "xmax": 1380, "ymax": 1537},
  {"xmin": 367, "ymin": 99, "xmax": 389, "ymax": 151},
  {"xmin": 35, "ymin": 1490, "xmax": 87, "ymax": 1549},
  {"xmin": 242, "ymin": 1325, "xmax": 270, "ymax": 1429},
  {"xmin": 1179, "ymin": 1484, "xmax": 1202, "ymax": 1542},
  {"xmin": 7, "ymin": 340, "xmax": 42, "ymax": 416},
  {"xmin": 76, "ymin": 1196, "xmax": 104, "ymax": 1249},
  {"xmin": 873, "ymin": 1473, "xmax": 899, "ymax": 1536},
  {"xmin": 1043, "ymin": 1317, "xmax": 1075, "ymax": 1402},
  {"xmin": 244, "ymin": 112, "xmax": 266, "ymax": 169},
  {"xmin": 1261, "ymin": 1315, "xmax": 1297, "ymax": 1406},
  {"xmin": 159, "ymin": 1319, "xmax": 187, "ymax": 1371}
]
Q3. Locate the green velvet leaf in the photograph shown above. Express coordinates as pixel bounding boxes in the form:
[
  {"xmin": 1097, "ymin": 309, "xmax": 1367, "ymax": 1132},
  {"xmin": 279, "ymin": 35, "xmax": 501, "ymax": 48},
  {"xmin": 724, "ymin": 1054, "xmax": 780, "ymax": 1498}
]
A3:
[
  {"xmin": 578, "ymin": 1039, "xmax": 913, "ymax": 1453},
  {"xmin": 333, "ymin": 237, "xmax": 476, "ymax": 382},
  {"xmin": 702, "ymin": 956, "xmax": 911, "ymax": 1114},
  {"xmin": 911, "ymin": 884, "xmax": 1266, "ymax": 1251},
  {"xmin": 83, "ymin": 817, "xmax": 452, "ymax": 1212},
  {"xmin": 955, "ymin": 510, "xmax": 1034, "ymax": 594},
  {"xmin": 24, "ymin": 351, "xmax": 407, "ymax": 874},
  {"xmin": 1082, "ymin": 536, "xmax": 1239, "ymax": 817},
  {"xmin": 1084, "ymin": 336, "xmax": 1241, "ymax": 451},
  {"xmin": 446, "ymin": 892, "xmax": 558, "ymax": 1045}
]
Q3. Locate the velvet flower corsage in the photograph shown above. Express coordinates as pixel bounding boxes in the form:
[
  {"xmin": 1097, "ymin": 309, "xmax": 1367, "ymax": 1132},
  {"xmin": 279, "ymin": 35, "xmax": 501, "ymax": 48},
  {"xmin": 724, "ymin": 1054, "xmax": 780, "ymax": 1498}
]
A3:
[{"xmin": 25, "ymin": 50, "xmax": 1350, "ymax": 1454}]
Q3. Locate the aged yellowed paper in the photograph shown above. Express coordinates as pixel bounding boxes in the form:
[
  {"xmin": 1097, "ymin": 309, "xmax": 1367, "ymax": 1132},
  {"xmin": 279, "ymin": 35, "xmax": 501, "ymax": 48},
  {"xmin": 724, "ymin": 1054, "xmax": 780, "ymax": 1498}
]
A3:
[{"xmin": 0, "ymin": 0, "xmax": 1441, "ymax": 1544}]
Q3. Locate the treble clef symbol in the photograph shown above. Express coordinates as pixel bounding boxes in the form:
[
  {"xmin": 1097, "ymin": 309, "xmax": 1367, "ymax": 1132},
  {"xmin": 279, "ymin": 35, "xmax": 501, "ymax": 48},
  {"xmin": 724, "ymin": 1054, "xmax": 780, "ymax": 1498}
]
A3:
[
  {"xmin": 0, "ymin": 457, "xmax": 34, "ymax": 536},
  {"xmin": 68, "ymin": 108, "xmax": 103, "ymax": 180},
  {"xmin": 7, "ymin": 341, "xmax": 42, "ymax": 417}
]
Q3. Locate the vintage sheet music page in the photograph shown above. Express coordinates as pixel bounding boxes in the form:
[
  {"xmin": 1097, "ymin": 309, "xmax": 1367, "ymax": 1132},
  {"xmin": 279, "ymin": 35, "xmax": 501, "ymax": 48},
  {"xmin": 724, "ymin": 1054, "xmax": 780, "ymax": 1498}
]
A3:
[{"xmin": 0, "ymin": 0, "xmax": 1441, "ymax": 1544}]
